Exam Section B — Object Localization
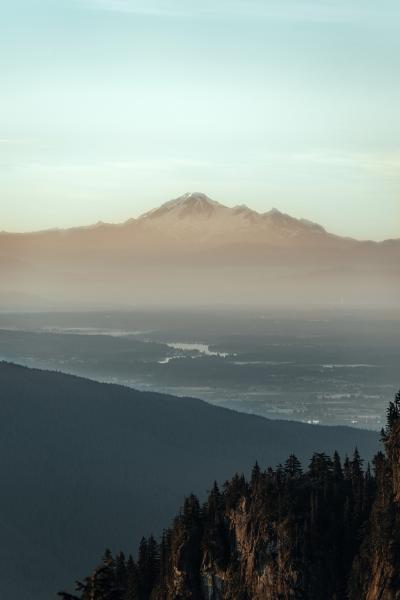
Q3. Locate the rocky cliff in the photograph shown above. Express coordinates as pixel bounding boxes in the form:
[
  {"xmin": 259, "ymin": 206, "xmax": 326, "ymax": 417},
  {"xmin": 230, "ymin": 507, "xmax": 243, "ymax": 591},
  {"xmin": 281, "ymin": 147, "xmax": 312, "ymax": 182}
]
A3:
[{"xmin": 348, "ymin": 401, "xmax": 400, "ymax": 600}]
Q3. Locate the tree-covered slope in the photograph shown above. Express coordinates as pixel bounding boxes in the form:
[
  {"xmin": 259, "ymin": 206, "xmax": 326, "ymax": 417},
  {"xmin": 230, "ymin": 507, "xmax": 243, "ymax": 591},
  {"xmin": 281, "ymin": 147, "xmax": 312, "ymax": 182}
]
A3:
[
  {"xmin": 0, "ymin": 362, "xmax": 379, "ymax": 599},
  {"xmin": 60, "ymin": 393, "xmax": 400, "ymax": 600}
]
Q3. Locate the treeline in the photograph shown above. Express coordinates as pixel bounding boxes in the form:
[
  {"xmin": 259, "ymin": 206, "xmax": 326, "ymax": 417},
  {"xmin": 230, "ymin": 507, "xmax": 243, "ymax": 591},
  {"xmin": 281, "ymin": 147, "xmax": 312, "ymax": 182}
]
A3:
[{"xmin": 59, "ymin": 392, "xmax": 400, "ymax": 600}]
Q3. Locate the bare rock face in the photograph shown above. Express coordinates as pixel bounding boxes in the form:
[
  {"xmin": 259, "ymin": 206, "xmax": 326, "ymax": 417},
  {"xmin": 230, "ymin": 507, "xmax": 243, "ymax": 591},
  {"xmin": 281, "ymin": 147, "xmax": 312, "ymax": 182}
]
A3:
[
  {"xmin": 349, "ymin": 415, "xmax": 400, "ymax": 600},
  {"xmin": 160, "ymin": 479, "xmax": 353, "ymax": 599},
  {"xmin": 160, "ymin": 413, "xmax": 400, "ymax": 600},
  {"xmin": 219, "ymin": 502, "xmax": 302, "ymax": 600}
]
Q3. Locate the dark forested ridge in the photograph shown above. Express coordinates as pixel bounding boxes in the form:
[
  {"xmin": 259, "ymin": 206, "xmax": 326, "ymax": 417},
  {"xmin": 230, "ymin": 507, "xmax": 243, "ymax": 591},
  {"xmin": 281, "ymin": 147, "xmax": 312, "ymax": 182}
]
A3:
[
  {"xmin": 0, "ymin": 362, "xmax": 379, "ymax": 599},
  {"xmin": 59, "ymin": 392, "xmax": 400, "ymax": 600}
]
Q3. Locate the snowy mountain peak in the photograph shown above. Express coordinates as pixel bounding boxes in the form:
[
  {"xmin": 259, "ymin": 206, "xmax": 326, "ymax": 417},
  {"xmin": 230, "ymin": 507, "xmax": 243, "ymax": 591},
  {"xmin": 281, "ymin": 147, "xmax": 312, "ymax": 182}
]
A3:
[
  {"xmin": 265, "ymin": 207, "xmax": 283, "ymax": 216},
  {"xmin": 136, "ymin": 193, "xmax": 327, "ymax": 240},
  {"xmin": 140, "ymin": 193, "xmax": 227, "ymax": 220},
  {"xmin": 178, "ymin": 192, "xmax": 217, "ymax": 204}
]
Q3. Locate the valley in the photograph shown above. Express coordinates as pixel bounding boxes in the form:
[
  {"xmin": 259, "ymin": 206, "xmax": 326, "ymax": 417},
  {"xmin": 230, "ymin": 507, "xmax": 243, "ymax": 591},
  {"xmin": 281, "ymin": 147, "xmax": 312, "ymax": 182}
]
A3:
[{"xmin": 0, "ymin": 309, "xmax": 398, "ymax": 429}]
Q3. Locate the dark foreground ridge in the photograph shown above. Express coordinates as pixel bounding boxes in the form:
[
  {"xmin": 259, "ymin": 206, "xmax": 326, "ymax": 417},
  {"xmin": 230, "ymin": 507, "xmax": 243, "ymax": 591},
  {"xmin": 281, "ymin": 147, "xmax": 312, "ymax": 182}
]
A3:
[
  {"xmin": 59, "ymin": 391, "xmax": 400, "ymax": 600},
  {"xmin": 0, "ymin": 362, "xmax": 378, "ymax": 599}
]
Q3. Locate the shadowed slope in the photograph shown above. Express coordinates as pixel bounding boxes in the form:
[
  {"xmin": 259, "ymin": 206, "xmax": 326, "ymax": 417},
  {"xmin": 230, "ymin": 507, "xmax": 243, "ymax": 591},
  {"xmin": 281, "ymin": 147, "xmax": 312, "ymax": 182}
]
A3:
[{"xmin": 0, "ymin": 362, "xmax": 379, "ymax": 599}]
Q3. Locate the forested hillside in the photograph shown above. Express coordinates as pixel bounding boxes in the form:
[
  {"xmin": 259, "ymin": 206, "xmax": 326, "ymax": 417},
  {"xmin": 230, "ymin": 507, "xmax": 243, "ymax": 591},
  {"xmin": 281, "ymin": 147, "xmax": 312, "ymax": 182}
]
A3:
[
  {"xmin": 0, "ymin": 362, "xmax": 379, "ymax": 599},
  {"xmin": 59, "ymin": 392, "xmax": 400, "ymax": 600}
]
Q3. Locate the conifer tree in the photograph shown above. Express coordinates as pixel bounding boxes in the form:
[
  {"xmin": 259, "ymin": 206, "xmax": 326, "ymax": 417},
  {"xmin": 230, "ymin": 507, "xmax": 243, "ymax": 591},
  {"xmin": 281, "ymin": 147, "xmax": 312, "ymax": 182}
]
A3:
[
  {"xmin": 250, "ymin": 461, "xmax": 261, "ymax": 491},
  {"xmin": 343, "ymin": 455, "xmax": 351, "ymax": 480},
  {"xmin": 124, "ymin": 555, "xmax": 139, "ymax": 600},
  {"xmin": 333, "ymin": 451, "xmax": 343, "ymax": 481},
  {"xmin": 386, "ymin": 390, "xmax": 400, "ymax": 432},
  {"xmin": 284, "ymin": 453, "xmax": 303, "ymax": 477}
]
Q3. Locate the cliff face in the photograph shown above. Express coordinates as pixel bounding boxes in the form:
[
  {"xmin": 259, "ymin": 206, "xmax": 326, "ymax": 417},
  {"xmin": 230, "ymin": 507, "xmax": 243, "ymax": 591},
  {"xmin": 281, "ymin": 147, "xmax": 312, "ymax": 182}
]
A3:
[
  {"xmin": 348, "ymin": 419, "xmax": 400, "ymax": 600},
  {"xmin": 59, "ymin": 393, "xmax": 400, "ymax": 600},
  {"xmin": 156, "ymin": 458, "xmax": 369, "ymax": 600},
  {"xmin": 199, "ymin": 502, "xmax": 305, "ymax": 600}
]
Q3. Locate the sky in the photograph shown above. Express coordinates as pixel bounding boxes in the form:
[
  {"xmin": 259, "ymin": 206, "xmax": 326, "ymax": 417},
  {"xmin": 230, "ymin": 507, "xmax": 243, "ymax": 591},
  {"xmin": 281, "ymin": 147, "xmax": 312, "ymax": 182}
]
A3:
[{"xmin": 1, "ymin": 0, "xmax": 399, "ymax": 239}]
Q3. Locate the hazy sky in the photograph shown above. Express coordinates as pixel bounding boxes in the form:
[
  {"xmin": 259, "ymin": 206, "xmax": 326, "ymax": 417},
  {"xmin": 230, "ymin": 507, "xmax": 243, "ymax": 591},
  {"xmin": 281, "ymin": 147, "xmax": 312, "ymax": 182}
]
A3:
[{"xmin": 1, "ymin": 0, "xmax": 399, "ymax": 239}]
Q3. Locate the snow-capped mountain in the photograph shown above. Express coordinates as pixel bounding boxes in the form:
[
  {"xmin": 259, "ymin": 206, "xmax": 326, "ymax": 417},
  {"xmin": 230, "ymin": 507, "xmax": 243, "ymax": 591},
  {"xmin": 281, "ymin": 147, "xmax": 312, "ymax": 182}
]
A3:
[
  {"xmin": 138, "ymin": 192, "xmax": 326, "ymax": 241},
  {"xmin": 0, "ymin": 192, "xmax": 398, "ymax": 309},
  {"xmin": 140, "ymin": 192, "xmax": 224, "ymax": 220},
  {"xmin": 139, "ymin": 192, "xmax": 323, "ymax": 229}
]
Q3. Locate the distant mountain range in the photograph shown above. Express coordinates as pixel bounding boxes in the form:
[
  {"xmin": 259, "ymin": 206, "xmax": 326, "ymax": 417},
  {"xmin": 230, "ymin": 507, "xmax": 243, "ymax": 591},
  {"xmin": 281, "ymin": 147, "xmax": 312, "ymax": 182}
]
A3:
[
  {"xmin": 0, "ymin": 362, "xmax": 379, "ymax": 599},
  {"xmin": 1, "ymin": 192, "xmax": 398, "ymax": 309}
]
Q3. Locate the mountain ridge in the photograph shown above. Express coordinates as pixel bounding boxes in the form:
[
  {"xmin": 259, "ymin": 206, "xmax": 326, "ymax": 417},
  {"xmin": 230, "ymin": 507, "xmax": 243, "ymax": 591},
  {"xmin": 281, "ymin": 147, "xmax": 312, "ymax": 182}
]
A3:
[
  {"xmin": 0, "ymin": 192, "xmax": 393, "ymax": 243},
  {"xmin": 0, "ymin": 192, "xmax": 399, "ymax": 309}
]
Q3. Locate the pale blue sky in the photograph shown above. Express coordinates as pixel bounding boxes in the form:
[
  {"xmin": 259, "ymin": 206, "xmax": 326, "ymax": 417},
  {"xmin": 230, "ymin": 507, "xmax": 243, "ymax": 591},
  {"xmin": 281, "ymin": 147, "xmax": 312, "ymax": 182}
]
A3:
[{"xmin": 1, "ymin": 0, "xmax": 399, "ymax": 238}]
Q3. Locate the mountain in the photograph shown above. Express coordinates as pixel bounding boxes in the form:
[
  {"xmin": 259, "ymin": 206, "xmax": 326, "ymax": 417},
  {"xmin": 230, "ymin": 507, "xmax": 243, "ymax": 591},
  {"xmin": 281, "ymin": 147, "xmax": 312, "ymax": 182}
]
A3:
[
  {"xmin": 0, "ymin": 362, "xmax": 379, "ymax": 600},
  {"xmin": 140, "ymin": 192, "xmax": 327, "ymax": 241},
  {"xmin": 59, "ymin": 392, "xmax": 400, "ymax": 600},
  {"xmin": 136, "ymin": 193, "xmax": 334, "ymax": 255},
  {"xmin": 0, "ymin": 192, "xmax": 399, "ymax": 308}
]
